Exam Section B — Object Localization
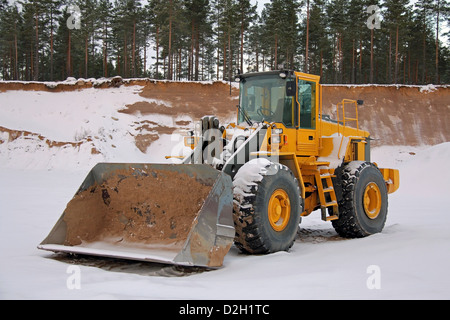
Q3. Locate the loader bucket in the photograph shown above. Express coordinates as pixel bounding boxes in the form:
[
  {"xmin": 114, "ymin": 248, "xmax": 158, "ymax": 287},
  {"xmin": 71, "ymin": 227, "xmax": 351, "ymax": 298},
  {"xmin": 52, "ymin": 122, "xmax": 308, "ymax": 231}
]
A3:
[{"xmin": 38, "ymin": 163, "xmax": 235, "ymax": 268}]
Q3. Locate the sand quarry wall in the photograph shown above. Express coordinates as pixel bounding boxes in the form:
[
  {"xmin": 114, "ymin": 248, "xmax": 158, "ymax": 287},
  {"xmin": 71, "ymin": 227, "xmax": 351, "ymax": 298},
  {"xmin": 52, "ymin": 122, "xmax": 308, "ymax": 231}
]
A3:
[{"xmin": 0, "ymin": 79, "xmax": 448, "ymax": 148}]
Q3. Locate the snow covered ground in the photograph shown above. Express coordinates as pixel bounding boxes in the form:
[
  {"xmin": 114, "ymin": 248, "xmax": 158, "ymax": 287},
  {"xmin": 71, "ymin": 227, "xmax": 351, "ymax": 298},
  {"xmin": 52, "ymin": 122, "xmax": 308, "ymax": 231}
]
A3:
[
  {"xmin": 1, "ymin": 85, "xmax": 449, "ymax": 300},
  {"xmin": 1, "ymin": 143, "xmax": 449, "ymax": 300}
]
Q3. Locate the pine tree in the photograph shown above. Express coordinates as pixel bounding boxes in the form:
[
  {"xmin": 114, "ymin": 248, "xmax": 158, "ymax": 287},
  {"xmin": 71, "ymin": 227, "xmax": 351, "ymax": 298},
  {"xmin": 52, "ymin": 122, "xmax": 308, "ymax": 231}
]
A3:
[
  {"xmin": 53, "ymin": 7, "xmax": 72, "ymax": 79},
  {"xmin": 415, "ymin": 0, "xmax": 435, "ymax": 83},
  {"xmin": 184, "ymin": 0, "xmax": 213, "ymax": 80},
  {"xmin": 246, "ymin": 15, "xmax": 264, "ymax": 72},
  {"xmin": 263, "ymin": 0, "xmax": 300, "ymax": 70},
  {"xmin": 147, "ymin": 0, "xmax": 166, "ymax": 79},
  {"xmin": 0, "ymin": 3, "xmax": 22, "ymax": 80},
  {"xmin": 326, "ymin": 0, "xmax": 348, "ymax": 83},
  {"xmin": 307, "ymin": 0, "xmax": 331, "ymax": 81},
  {"xmin": 216, "ymin": 0, "xmax": 239, "ymax": 80},
  {"xmin": 112, "ymin": 0, "xmax": 144, "ymax": 78},
  {"xmin": 45, "ymin": 0, "xmax": 63, "ymax": 81},
  {"xmin": 98, "ymin": 0, "xmax": 113, "ymax": 78},
  {"xmin": 433, "ymin": 0, "xmax": 450, "ymax": 83},
  {"xmin": 346, "ymin": 0, "xmax": 367, "ymax": 83},
  {"xmin": 384, "ymin": 0, "xmax": 411, "ymax": 83},
  {"xmin": 237, "ymin": 0, "xmax": 256, "ymax": 73}
]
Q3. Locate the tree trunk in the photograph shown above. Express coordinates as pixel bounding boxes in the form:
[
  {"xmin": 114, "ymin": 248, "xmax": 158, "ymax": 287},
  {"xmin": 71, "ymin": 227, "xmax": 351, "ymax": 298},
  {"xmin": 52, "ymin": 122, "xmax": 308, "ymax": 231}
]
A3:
[
  {"xmin": 156, "ymin": 26, "xmax": 159, "ymax": 78},
  {"xmin": 422, "ymin": 31, "xmax": 426, "ymax": 84},
  {"xmin": 14, "ymin": 22, "xmax": 18, "ymax": 80},
  {"xmin": 124, "ymin": 34, "xmax": 128, "ymax": 77},
  {"xmin": 103, "ymin": 22, "xmax": 108, "ymax": 78},
  {"xmin": 435, "ymin": 0, "xmax": 440, "ymax": 84},
  {"xmin": 216, "ymin": 40, "xmax": 220, "ymax": 79},
  {"xmin": 274, "ymin": 34, "xmax": 278, "ymax": 69},
  {"xmin": 50, "ymin": 8, "xmax": 54, "ymax": 81},
  {"xmin": 168, "ymin": 0, "xmax": 173, "ymax": 80},
  {"xmin": 189, "ymin": 21, "xmax": 194, "ymax": 80},
  {"xmin": 228, "ymin": 28, "xmax": 231, "ymax": 80},
  {"xmin": 320, "ymin": 50, "xmax": 323, "ymax": 79},
  {"xmin": 240, "ymin": 16, "xmax": 244, "ymax": 73},
  {"xmin": 144, "ymin": 32, "xmax": 147, "ymax": 77},
  {"xmin": 178, "ymin": 47, "xmax": 182, "ymax": 80},
  {"xmin": 394, "ymin": 25, "xmax": 399, "ymax": 84},
  {"xmin": 416, "ymin": 59, "xmax": 419, "ymax": 83},
  {"xmin": 34, "ymin": 13, "xmax": 39, "ymax": 80},
  {"xmin": 351, "ymin": 39, "xmax": 355, "ymax": 83},
  {"xmin": 338, "ymin": 34, "xmax": 343, "ymax": 83},
  {"xmin": 223, "ymin": 41, "xmax": 227, "ymax": 80},
  {"xmin": 195, "ymin": 28, "xmax": 200, "ymax": 81},
  {"xmin": 85, "ymin": 36, "xmax": 88, "ymax": 78},
  {"xmin": 403, "ymin": 54, "xmax": 406, "ymax": 84},
  {"xmin": 256, "ymin": 46, "xmax": 259, "ymax": 72},
  {"xmin": 132, "ymin": 19, "xmax": 136, "ymax": 77},
  {"xmin": 262, "ymin": 54, "xmax": 265, "ymax": 72},
  {"xmin": 30, "ymin": 45, "xmax": 33, "ymax": 80},
  {"xmin": 305, "ymin": 0, "xmax": 310, "ymax": 73},
  {"xmin": 388, "ymin": 31, "xmax": 392, "ymax": 83},
  {"xmin": 67, "ymin": 31, "xmax": 71, "ymax": 77},
  {"xmin": 359, "ymin": 40, "xmax": 362, "ymax": 83},
  {"xmin": 408, "ymin": 51, "xmax": 411, "ymax": 84},
  {"xmin": 370, "ymin": 28, "xmax": 374, "ymax": 83}
]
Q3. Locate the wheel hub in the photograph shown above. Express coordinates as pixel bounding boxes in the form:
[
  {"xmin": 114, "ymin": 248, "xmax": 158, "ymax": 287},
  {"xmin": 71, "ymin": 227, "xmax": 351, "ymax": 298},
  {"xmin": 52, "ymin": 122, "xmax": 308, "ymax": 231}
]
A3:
[
  {"xmin": 268, "ymin": 189, "xmax": 291, "ymax": 231},
  {"xmin": 363, "ymin": 182, "xmax": 381, "ymax": 219}
]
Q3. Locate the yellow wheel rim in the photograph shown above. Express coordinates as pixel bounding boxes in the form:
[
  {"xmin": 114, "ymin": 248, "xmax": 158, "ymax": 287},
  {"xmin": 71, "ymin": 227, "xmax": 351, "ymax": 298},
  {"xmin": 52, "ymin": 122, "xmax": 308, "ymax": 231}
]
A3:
[
  {"xmin": 268, "ymin": 189, "xmax": 291, "ymax": 231},
  {"xmin": 363, "ymin": 182, "xmax": 382, "ymax": 219}
]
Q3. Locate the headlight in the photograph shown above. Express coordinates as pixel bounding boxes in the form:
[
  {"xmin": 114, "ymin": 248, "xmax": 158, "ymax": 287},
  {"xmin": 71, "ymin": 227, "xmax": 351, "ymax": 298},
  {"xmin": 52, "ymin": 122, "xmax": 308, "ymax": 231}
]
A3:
[
  {"xmin": 271, "ymin": 135, "xmax": 281, "ymax": 144},
  {"xmin": 272, "ymin": 128, "xmax": 283, "ymax": 135},
  {"xmin": 185, "ymin": 137, "xmax": 197, "ymax": 147}
]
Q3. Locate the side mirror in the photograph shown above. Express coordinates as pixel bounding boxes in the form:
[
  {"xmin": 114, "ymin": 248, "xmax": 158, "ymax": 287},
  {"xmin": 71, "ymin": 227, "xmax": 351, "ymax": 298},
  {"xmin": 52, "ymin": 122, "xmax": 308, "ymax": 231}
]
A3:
[
  {"xmin": 357, "ymin": 100, "xmax": 364, "ymax": 105},
  {"xmin": 286, "ymin": 80, "xmax": 296, "ymax": 97}
]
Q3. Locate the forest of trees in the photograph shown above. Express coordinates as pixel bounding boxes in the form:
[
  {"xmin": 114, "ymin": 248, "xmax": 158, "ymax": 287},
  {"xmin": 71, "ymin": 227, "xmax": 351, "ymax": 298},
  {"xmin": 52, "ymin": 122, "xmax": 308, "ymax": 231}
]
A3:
[{"xmin": 0, "ymin": 0, "xmax": 449, "ymax": 84}]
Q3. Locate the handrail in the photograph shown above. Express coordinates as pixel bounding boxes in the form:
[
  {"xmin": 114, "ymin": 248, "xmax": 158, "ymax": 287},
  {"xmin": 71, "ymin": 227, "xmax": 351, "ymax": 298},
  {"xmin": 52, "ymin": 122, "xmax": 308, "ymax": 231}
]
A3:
[
  {"xmin": 336, "ymin": 99, "xmax": 360, "ymax": 159},
  {"xmin": 336, "ymin": 99, "xmax": 359, "ymax": 136}
]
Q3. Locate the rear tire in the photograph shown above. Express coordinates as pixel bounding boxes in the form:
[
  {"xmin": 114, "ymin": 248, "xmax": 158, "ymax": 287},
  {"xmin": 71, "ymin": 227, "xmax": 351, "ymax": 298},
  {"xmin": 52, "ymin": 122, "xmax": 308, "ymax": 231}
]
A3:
[
  {"xmin": 332, "ymin": 161, "xmax": 388, "ymax": 238},
  {"xmin": 233, "ymin": 160, "xmax": 302, "ymax": 254}
]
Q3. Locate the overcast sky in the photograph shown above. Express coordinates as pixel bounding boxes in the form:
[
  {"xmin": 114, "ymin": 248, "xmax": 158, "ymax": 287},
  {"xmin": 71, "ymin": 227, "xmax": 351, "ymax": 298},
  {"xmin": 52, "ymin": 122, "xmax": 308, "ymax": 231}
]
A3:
[{"xmin": 252, "ymin": 0, "xmax": 270, "ymax": 13}]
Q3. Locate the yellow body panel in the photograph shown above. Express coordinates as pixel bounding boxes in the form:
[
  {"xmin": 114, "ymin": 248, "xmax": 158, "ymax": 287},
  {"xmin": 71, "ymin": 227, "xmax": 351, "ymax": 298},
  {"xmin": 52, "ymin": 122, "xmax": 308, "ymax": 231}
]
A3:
[{"xmin": 379, "ymin": 168, "xmax": 400, "ymax": 194}]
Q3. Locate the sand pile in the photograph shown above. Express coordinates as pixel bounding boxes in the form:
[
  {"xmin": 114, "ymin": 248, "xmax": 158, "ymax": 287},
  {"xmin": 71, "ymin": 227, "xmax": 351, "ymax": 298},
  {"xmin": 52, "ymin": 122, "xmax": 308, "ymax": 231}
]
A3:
[{"xmin": 63, "ymin": 167, "xmax": 213, "ymax": 247}]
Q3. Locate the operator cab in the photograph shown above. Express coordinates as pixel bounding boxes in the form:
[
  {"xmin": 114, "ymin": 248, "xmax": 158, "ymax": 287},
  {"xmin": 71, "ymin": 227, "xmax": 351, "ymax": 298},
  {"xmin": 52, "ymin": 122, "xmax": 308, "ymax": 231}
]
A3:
[
  {"xmin": 236, "ymin": 70, "xmax": 317, "ymax": 131},
  {"xmin": 237, "ymin": 71, "xmax": 295, "ymax": 127},
  {"xmin": 236, "ymin": 70, "xmax": 320, "ymax": 156}
]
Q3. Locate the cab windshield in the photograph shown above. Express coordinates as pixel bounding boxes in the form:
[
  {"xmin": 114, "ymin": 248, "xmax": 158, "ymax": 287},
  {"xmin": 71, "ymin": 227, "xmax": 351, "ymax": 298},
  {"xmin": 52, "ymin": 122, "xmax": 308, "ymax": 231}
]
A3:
[{"xmin": 238, "ymin": 74, "xmax": 294, "ymax": 126}]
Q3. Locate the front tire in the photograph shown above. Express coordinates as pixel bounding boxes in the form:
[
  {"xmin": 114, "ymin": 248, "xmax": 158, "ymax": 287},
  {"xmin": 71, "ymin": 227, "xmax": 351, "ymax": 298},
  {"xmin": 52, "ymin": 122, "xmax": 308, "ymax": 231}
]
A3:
[
  {"xmin": 233, "ymin": 160, "xmax": 302, "ymax": 254},
  {"xmin": 332, "ymin": 161, "xmax": 388, "ymax": 238}
]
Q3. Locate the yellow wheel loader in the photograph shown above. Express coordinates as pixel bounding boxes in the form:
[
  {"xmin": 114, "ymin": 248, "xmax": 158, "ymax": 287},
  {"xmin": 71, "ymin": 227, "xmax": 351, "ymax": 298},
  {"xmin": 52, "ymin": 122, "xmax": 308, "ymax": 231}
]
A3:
[{"xmin": 39, "ymin": 70, "xmax": 399, "ymax": 267}]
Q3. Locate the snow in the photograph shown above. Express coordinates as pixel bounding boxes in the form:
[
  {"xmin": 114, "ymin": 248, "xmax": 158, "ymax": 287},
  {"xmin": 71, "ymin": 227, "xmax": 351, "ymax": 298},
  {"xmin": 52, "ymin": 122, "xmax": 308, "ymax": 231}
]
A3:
[
  {"xmin": 0, "ymin": 85, "xmax": 165, "ymax": 143},
  {"xmin": 322, "ymin": 83, "xmax": 449, "ymax": 90},
  {"xmin": 1, "ymin": 87, "xmax": 450, "ymax": 299},
  {"xmin": 1, "ymin": 144, "xmax": 448, "ymax": 299},
  {"xmin": 0, "ymin": 85, "xmax": 180, "ymax": 170},
  {"xmin": 419, "ymin": 84, "xmax": 438, "ymax": 94},
  {"xmin": 232, "ymin": 158, "xmax": 272, "ymax": 206},
  {"xmin": 317, "ymin": 134, "xmax": 350, "ymax": 169},
  {"xmin": 233, "ymin": 158, "xmax": 272, "ymax": 187}
]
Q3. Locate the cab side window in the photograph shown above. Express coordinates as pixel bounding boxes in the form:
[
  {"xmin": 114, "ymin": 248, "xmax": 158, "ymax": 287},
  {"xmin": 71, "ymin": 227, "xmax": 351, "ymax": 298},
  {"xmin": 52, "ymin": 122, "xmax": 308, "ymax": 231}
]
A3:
[{"xmin": 298, "ymin": 80, "xmax": 316, "ymax": 129}]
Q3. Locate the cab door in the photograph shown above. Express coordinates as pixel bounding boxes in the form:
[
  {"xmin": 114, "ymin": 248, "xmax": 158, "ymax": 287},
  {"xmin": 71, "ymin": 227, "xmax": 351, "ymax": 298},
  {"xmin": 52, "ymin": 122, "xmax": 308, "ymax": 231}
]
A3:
[{"xmin": 296, "ymin": 74, "xmax": 319, "ymax": 156}]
